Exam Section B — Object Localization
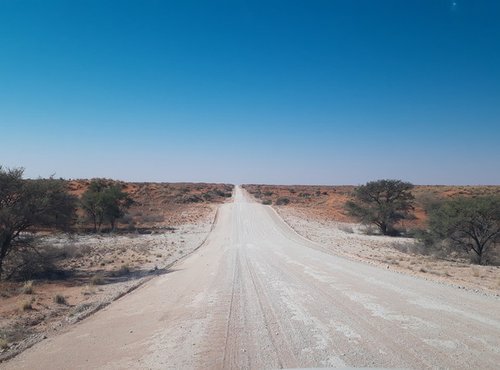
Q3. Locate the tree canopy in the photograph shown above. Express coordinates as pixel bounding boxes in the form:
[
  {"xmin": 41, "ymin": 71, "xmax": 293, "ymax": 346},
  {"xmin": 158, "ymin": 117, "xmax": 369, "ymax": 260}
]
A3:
[
  {"xmin": 0, "ymin": 167, "xmax": 76, "ymax": 278},
  {"xmin": 80, "ymin": 179, "xmax": 133, "ymax": 232},
  {"xmin": 345, "ymin": 179, "xmax": 415, "ymax": 236},
  {"xmin": 426, "ymin": 196, "xmax": 500, "ymax": 264}
]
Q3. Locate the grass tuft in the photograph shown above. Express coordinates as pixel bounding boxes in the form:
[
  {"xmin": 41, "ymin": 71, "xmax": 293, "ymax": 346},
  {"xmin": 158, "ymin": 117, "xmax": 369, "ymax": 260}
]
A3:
[
  {"xmin": 19, "ymin": 297, "xmax": 34, "ymax": 311},
  {"xmin": 21, "ymin": 280, "xmax": 34, "ymax": 295}
]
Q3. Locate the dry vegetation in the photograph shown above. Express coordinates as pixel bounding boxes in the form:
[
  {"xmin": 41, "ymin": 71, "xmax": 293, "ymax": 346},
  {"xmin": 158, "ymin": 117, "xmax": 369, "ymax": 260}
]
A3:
[
  {"xmin": 242, "ymin": 184, "xmax": 500, "ymax": 228},
  {"xmin": 243, "ymin": 184, "xmax": 500, "ymax": 294},
  {"xmin": 0, "ymin": 182, "xmax": 233, "ymax": 361}
]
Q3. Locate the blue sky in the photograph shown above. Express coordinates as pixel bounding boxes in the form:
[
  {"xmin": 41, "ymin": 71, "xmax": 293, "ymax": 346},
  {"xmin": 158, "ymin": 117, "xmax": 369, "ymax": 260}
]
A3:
[{"xmin": 1, "ymin": 0, "xmax": 499, "ymax": 184}]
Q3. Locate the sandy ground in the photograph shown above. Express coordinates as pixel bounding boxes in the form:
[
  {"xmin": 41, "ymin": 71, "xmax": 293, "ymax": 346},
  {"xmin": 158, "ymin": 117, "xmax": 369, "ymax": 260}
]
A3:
[
  {"xmin": 275, "ymin": 207, "xmax": 500, "ymax": 295},
  {"xmin": 0, "ymin": 206, "xmax": 218, "ymax": 361},
  {"xmin": 3, "ymin": 187, "xmax": 500, "ymax": 369}
]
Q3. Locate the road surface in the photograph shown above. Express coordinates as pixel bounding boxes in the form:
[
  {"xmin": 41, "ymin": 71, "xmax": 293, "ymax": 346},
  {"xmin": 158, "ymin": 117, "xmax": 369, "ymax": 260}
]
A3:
[{"xmin": 4, "ymin": 186, "xmax": 500, "ymax": 369}]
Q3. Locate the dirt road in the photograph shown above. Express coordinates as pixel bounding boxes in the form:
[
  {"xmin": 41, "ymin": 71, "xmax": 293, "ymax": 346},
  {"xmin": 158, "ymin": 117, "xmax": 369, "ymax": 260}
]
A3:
[{"xmin": 4, "ymin": 187, "xmax": 500, "ymax": 369}]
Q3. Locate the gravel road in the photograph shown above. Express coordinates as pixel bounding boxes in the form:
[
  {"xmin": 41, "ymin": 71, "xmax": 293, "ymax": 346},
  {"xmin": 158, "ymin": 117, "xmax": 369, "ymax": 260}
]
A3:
[{"xmin": 4, "ymin": 186, "xmax": 500, "ymax": 369}]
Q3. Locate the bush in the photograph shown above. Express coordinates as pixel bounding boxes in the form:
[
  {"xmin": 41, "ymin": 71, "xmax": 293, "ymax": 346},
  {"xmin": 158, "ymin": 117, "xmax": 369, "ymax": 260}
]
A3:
[
  {"xmin": 20, "ymin": 297, "xmax": 34, "ymax": 311},
  {"xmin": 112, "ymin": 264, "xmax": 131, "ymax": 277},
  {"xmin": 0, "ymin": 167, "xmax": 76, "ymax": 279},
  {"xmin": 90, "ymin": 273, "xmax": 105, "ymax": 286},
  {"xmin": 262, "ymin": 199, "xmax": 272, "ymax": 205},
  {"xmin": 6, "ymin": 244, "xmax": 65, "ymax": 281},
  {"xmin": 54, "ymin": 294, "xmax": 66, "ymax": 305},
  {"xmin": 0, "ymin": 338, "xmax": 8, "ymax": 349},
  {"xmin": 276, "ymin": 197, "xmax": 290, "ymax": 206}
]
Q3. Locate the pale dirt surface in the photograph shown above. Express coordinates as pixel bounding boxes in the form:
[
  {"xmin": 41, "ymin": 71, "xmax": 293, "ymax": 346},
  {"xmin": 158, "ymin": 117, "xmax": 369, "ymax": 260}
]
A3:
[
  {"xmin": 275, "ymin": 206, "xmax": 500, "ymax": 295},
  {"xmin": 3, "ymin": 187, "xmax": 500, "ymax": 369},
  {"xmin": 0, "ymin": 207, "xmax": 217, "ymax": 361}
]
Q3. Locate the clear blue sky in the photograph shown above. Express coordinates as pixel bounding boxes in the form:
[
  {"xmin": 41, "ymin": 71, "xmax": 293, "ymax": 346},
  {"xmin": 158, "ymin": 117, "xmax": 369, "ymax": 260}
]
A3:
[{"xmin": 1, "ymin": 1, "xmax": 499, "ymax": 185}]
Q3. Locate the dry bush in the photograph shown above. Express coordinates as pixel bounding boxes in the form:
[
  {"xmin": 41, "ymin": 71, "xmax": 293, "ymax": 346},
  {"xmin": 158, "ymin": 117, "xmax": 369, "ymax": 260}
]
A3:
[
  {"xmin": 19, "ymin": 297, "xmax": 34, "ymax": 311},
  {"xmin": 338, "ymin": 225, "xmax": 354, "ymax": 234},
  {"xmin": 90, "ymin": 273, "xmax": 105, "ymax": 286},
  {"xmin": 112, "ymin": 264, "xmax": 131, "ymax": 277},
  {"xmin": 276, "ymin": 197, "xmax": 290, "ymax": 206},
  {"xmin": 21, "ymin": 280, "xmax": 34, "ymax": 294},
  {"xmin": 0, "ymin": 337, "xmax": 8, "ymax": 349},
  {"xmin": 54, "ymin": 294, "xmax": 66, "ymax": 305},
  {"xmin": 5, "ymin": 243, "xmax": 66, "ymax": 281}
]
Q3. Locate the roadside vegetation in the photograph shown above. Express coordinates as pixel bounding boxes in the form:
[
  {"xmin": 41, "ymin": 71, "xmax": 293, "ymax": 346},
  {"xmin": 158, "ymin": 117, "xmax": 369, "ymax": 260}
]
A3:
[
  {"xmin": 0, "ymin": 165, "xmax": 233, "ymax": 358},
  {"xmin": 243, "ymin": 182, "xmax": 500, "ymax": 267},
  {"xmin": 345, "ymin": 179, "xmax": 415, "ymax": 236}
]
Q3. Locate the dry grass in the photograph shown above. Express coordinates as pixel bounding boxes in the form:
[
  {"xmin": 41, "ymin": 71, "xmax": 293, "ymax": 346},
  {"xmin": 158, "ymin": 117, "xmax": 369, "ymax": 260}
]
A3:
[
  {"xmin": 0, "ymin": 338, "xmax": 8, "ymax": 350},
  {"xmin": 21, "ymin": 280, "xmax": 34, "ymax": 295},
  {"xmin": 19, "ymin": 297, "xmax": 34, "ymax": 311}
]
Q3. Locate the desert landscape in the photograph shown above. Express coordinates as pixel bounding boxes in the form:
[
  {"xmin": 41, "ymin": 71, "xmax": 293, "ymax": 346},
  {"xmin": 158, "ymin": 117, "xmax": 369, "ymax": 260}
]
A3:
[
  {"xmin": 243, "ymin": 184, "xmax": 500, "ymax": 293},
  {"xmin": 2, "ymin": 2, "xmax": 500, "ymax": 368},
  {"xmin": 1, "ymin": 181, "xmax": 499, "ymax": 368},
  {"xmin": 2, "ymin": 186, "xmax": 499, "ymax": 369},
  {"xmin": 0, "ymin": 181, "xmax": 233, "ymax": 361}
]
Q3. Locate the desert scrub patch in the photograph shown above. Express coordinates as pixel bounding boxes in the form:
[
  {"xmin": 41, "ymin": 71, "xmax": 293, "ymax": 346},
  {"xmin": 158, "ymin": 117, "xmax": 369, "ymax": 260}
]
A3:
[
  {"xmin": 338, "ymin": 225, "xmax": 354, "ymax": 234},
  {"xmin": 112, "ymin": 264, "xmax": 131, "ymax": 277},
  {"xmin": 21, "ymin": 280, "xmax": 34, "ymax": 294},
  {"xmin": 471, "ymin": 267, "xmax": 482, "ymax": 278},
  {"xmin": 90, "ymin": 273, "xmax": 105, "ymax": 286},
  {"xmin": 54, "ymin": 294, "xmax": 67, "ymax": 305},
  {"xmin": 276, "ymin": 197, "xmax": 290, "ymax": 206},
  {"xmin": 0, "ymin": 337, "xmax": 8, "ymax": 350},
  {"xmin": 19, "ymin": 297, "xmax": 35, "ymax": 311}
]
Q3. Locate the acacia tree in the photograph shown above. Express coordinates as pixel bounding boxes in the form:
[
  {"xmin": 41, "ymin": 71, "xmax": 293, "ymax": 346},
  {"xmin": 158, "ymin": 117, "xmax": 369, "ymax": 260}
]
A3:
[
  {"xmin": 0, "ymin": 167, "xmax": 76, "ymax": 278},
  {"xmin": 80, "ymin": 179, "xmax": 132, "ymax": 232},
  {"xmin": 345, "ymin": 179, "xmax": 415, "ymax": 236},
  {"xmin": 427, "ymin": 196, "xmax": 500, "ymax": 265}
]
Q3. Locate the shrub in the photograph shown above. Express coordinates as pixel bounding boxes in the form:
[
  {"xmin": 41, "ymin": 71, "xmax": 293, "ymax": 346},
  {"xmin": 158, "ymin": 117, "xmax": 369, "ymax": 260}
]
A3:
[
  {"xmin": 0, "ymin": 338, "xmax": 8, "ymax": 349},
  {"xmin": 0, "ymin": 167, "xmax": 76, "ymax": 279},
  {"xmin": 90, "ymin": 273, "xmax": 105, "ymax": 286},
  {"xmin": 262, "ymin": 199, "xmax": 272, "ymax": 205},
  {"xmin": 54, "ymin": 294, "xmax": 66, "ymax": 305},
  {"xmin": 275, "ymin": 197, "xmax": 290, "ymax": 206},
  {"xmin": 112, "ymin": 264, "xmax": 131, "ymax": 277}
]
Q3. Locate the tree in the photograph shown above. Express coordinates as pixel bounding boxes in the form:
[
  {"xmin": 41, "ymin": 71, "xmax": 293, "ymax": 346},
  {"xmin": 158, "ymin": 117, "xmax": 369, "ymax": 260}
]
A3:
[
  {"xmin": 426, "ymin": 196, "xmax": 500, "ymax": 265},
  {"xmin": 80, "ymin": 179, "xmax": 132, "ymax": 232},
  {"xmin": 0, "ymin": 167, "xmax": 76, "ymax": 278},
  {"xmin": 345, "ymin": 179, "xmax": 415, "ymax": 236}
]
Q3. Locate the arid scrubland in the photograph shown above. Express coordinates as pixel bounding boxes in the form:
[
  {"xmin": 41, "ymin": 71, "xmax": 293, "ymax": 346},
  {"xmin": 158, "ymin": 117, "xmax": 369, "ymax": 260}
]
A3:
[
  {"xmin": 243, "ymin": 184, "xmax": 500, "ymax": 294},
  {"xmin": 0, "ymin": 179, "xmax": 233, "ymax": 361}
]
